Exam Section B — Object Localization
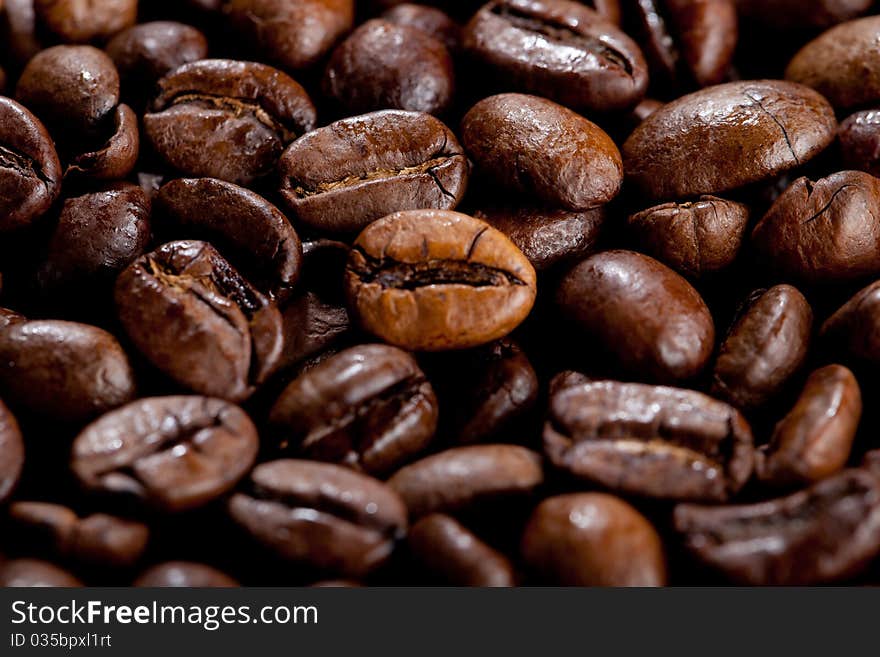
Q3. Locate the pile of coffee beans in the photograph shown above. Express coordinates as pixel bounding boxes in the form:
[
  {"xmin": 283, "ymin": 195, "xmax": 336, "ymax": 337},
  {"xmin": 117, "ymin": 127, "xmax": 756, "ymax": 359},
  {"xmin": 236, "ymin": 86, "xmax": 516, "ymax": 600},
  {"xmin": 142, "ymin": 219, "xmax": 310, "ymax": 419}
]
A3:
[{"xmin": 4, "ymin": 0, "xmax": 880, "ymax": 587}]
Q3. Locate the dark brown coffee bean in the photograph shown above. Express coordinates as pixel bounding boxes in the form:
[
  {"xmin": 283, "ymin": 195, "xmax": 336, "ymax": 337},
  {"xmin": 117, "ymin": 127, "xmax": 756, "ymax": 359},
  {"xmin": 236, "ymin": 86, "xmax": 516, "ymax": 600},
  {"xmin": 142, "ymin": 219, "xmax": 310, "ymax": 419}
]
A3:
[
  {"xmin": 821, "ymin": 280, "xmax": 880, "ymax": 366},
  {"xmin": 0, "ymin": 96, "xmax": 62, "ymax": 232},
  {"xmin": 0, "ymin": 399, "xmax": 24, "ymax": 504},
  {"xmin": 463, "ymin": 0, "xmax": 648, "ymax": 112},
  {"xmin": 627, "ymin": 195, "xmax": 749, "ymax": 277},
  {"xmin": 674, "ymin": 468, "xmax": 880, "ymax": 584},
  {"xmin": 0, "ymin": 307, "xmax": 26, "ymax": 329},
  {"xmin": 269, "ymin": 344, "xmax": 438, "ymax": 475},
  {"xmin": 134, "ymin": 562, "xmax": 238, "ymax": 587},
  {"xmin": 34, "ymin": 0, "xmax": 137, "ymax": 43},
  {"xmin": 521, "ymin": 493, "xmax": 667, "ymax": 586},
  {"xmin": 752, "ymin": 171, "xmax": 880, "ymax": 283},
  {"xmin": 0, "ymin": 319, "xmax": 136, "ymax": 423},
  {"xmin": 345, "ymin": 210, "xmax": 537, "ymax": 351},
  {"xmin": 64, "ymin": 104, "xmax": 139, "ymax": 181},
  {"xmin": 279, "ymin": 111, "xmax": 468, "ymax": 235},
  {"xmin": 144, "ymin": 59, "xmax": 317, "ymax": 185},
  {"xmin": 382, "ymin": 4, "xmax": 461, "ymax": 51},
  {"xmin": 0, "ymin": 559, "xmax": 83, "ymax": 587},
  {"xmin": 839, "ymin": 110, "xmax": 880, "ymax": 177},
  {"xmin": 324, "ymin": 19, "xmax": 455, "ymax": 116},
  {"xmin": 71, "ymin": 396, "xmax": 259, "ymax": 512},
  {"xmin": 711, "ymin": 285, "xmax": 812, "ymax": 411},
  {"xmin": 556, "ymin": 250, "xmax": 715, "ymax": 383},
  {"xmin": 223, "ymin": 0, "xmax": 355, "ymax": 70},
  {"xmin": 623, "ymin": 81, "xmax": 837, "ymax": 200},
  {"xmin": 786, "ymin": 16, "xmax": 880, "ymax": 111},
  {"xmin": 279, "ymin": 292, "xmax": 351, "ymax": 371},
  {"xmin": 473, "ymin": 205, "xmax": 605, "ymax": 271},
  {"xmin": 115, "ymin": 241, "xmax": 283, "ymax": 402},
  {"xmin": 545, "ymin": 379, "xmax": 754, "ymax": 501},
  {"xmin": 388, "ymin": 445, "xmax": 544, "ymax": 517},
  {"xmin": 757, "ymin": 365, "xmax": 861, "ymax": 487},
  {"xmin": 228, "ymin": 459, "xmax": 407, "ymax": 577},
  {"xmin": 1, "ymin": 0, "xmax": 43, "ymax": 67},
  {"xmin": 409, "ymin": 514, "xmax": 515, "ymax": 586},
  {"xmin": 155, "ymin": 177, "xmax": 302, "ymax": 301},
  {"xmin": 735, "ymin": 0, "xmax": 872, "ymax": 29}
]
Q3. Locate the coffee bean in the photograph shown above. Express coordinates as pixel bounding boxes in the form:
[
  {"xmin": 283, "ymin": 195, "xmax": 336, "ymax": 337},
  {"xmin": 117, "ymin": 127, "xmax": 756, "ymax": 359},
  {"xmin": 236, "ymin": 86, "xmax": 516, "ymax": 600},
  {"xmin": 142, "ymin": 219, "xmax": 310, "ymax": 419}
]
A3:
[
  {"xmin": 627, "ymin": 195, "xmax": 749, "ymax": 277},
  {"xmin": 381, "ymin": 4, "xmax": 461, "ymax": 51},
  {"xmin": 674, "ymin": 468, "xmax": 880, "ymax": 584},
  {"xmin": 409, "ymin": 513, "xmax": 515, "ymax": 586},
  {"xmin": 757, "ymin": 365, "xmax": 861, "ymax": 487},
  {"xmin": 34, "ymin": 0, "xmax": 137, "ymax": 43},
  {"xmin": 64, "ymin": 104, "xmax": 139, "ymax": 180},
  {"xmin": 712, "ymin": 285, "xmax": 813, "ymax": 410},
  {"xmin": 463, "ymin": 0, "xmax": 648, "ymax": 112},
  {"xmin": 0, "ymin": 558, "xmax": 83, "ymax": 587},
  {"xmin": 134, "ymin": 562, "xmax": 238, "ymax": 587},
  {"xmin": 735, "ymin": 0, "xmax": 872, "ymax": 29},
  {"xmin": 228, "ymin": 459, "xmax": 407, "ymax": 577},
  {"xmin": 545, "ymin": 379, "xmax": 754, "ymax": 501},
  {"xmin": 2, "ymin": 0, "xmax": 44, "ymax": 67},
  {"xmin": 144, "ymin": 59, "xmax": 316, "ymax": 185},
  {"xmin": 821, "ymin": 280, "xmax": 880, "ymax": 366},
  {"xmin": 279, "ymin": 292, "xmax": 351, "ymax": 371},
  {"xmin": 521, "ymin": 493, "xmax": 667, "ymax": 586},
  {"xmin": 623, "ymin": 80, "xmax": 837, "ymax": 200},
  {"xmin": 268, "ymin": 344, "xmax": 438, "ymax": 475},
  {"xmin": 0, "ymin": 308, "xmax": 26, "ymax": 329},
  {"xmin": 839, "ymin": 110, "xmax": 880, "ymax": 177},
  {"xmin": 279, "ymin": 110, "xmax": 468, "ymax": 235},
  {"xmin": 115, "ymin": 240, "xmax": 283, "ymax": 401},
  {"xmin": 345, "ymin": 210, "xmax": 537, "ymax": 351},
  {"xmin": 556, "ymin": 250, "xmax": 715, "ymax": 382},
  {"xmin": 0, "ymin": 399, "xmax": 24, "ymax": 504},
  {"xmin": 388, "ymin": 445, "xmax": 544, "ymax": 517},
  {"xmin": 71, "ymin": 396, "xmax": 259, "ymax": 512}
]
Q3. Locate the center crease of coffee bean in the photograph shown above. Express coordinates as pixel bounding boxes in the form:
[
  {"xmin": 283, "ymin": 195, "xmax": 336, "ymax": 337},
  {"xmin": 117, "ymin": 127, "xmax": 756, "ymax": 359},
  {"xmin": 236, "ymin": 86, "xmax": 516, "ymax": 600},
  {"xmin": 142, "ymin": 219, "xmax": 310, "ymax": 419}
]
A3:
[
  {"xmin": 351, "ymin": 253, "xmax": 527, "ymax": 289},
  {"xmin": 164, "ymin": 93, "xmax": 297, "ymax": 142}
]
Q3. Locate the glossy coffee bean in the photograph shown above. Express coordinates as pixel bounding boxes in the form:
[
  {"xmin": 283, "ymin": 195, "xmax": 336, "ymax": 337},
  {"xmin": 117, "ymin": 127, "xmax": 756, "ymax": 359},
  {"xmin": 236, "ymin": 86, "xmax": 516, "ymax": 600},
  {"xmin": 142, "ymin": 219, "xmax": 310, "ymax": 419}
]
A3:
[
  {"xmin": 735, "ymin": 0, "xmax": 872, "ymax": 29},
  {"xmin": 134, "ymin": 562, "xmax": 238, "ymax": 587},
  {"xmin": 752, "ymin": 171, "xmax": 880, "ymax": 283},
  {"xmin": 388, "ymin": 445, "xmax": 544, "ymax": 517},
  {"xmin": 345, "ymin": 210, "xmax": 537, "ymax": 351},
  {"xmin": 462, "ymin": 93, "xmax": 623, "ymax": 210},
  {"xmin": 409, "ymin": 514, "xmax": 515, "ymax": 586},
  {"xmin": 155, "ymin": 177, "xmax": 302, "ymax": 301},
  {"xmin": 115, "ymin": 241, "xmax": 283, "ymax": 402},
  {"xmin": 269, "ymin": 344, "xmax": 438, "ymax": 475},
  {"xmin": 712, "ymin": 285, "xmax": 812, "ymax": 411},
  {"xmin": 64, "ymin": 104, "xmax": 139, "ymax": 180},
  {"xmin": 144, "ymin": 59, "xmax": 317, "ymax": 185},
  {"xmin": 279, "ymin": 111, "xmax": 468, "ymax": 235},
  {"xmin": 623, "ymin": 80, "xmax": 837, "ymax": 200},
  {"xmin": 0, "ymin": 96, "xmax": 62, "ymax": 232},
  {"xmin": 0, "ymin": 399, "xmax": 24, "ymax": 504},
  {"xmin": 34, "ymin": 0, "xmax": 137, "ymax": 43},
  {"xmin": 324, "ymin": 19, "xmax": 455, "ymax": 116},
  {"xmin": 279, "ymin": 292, "xmax": 351, "ymax": 371},
  {"xmin": 381, "ymin": 4, "xmax": 461, "ymax": 51},
  {"xmin": 0, "ymin": 319, "xmax": 136, "ymax": 424},
  {"xmin": 757, "ymin": 365, "xmax": 861, "ymax": 487},
  {"xmin": 71, "ymin": 396, "xmax": 259, "ymax": 512},
  {"xmin": 675, "ymin": 468, "xmax": 880, "ymax": 585},
  {"xmin": 521, "ymin": 493, "xmax": 667, "ymax": 586},
  {"xmin": 821, "ymin": 280, "xmax": 880, "ymax": 366},
  {"xmin": 556, "ymin": 250, "xmax": 715, "ymax": 383},
  {"xmin": 463, "ymin": 0, "xmax": 648, "ymax": 112},
  {"xmin": 0, "ymin": 559, "xmax": 83, "ymax": 587},
  {"xmin": 839, "ymin": 110, "xmax": 880, "ymax": 177},
  {"xmin": 627, "ymin": 196, "xmax": 749, "ymax": 277},
  {"xmin": 545, "ymin": 379, "xmax": 754, "ymax": 501},
  {"xmin": 228, "ymin": 459, "xmax": 407, "ymax": 577}
]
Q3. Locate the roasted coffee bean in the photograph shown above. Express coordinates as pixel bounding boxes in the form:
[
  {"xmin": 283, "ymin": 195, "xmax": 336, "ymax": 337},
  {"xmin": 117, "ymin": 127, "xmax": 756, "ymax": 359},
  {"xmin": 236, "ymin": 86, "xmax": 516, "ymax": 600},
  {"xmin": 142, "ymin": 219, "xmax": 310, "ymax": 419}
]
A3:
[
  {"xmin": 71, "ymin": 396, "xmax": 259, "ymax": 512},
  {"xmin": 626, "ymin": 196, "xmax": 749, "ymax": 277},
  {"xmin": 752, "ymin": 171, "xmax": 880, "ymax": 283},
  {"xmin": 462, "ymin": 94, "xmax": 622, "ymax": 209},
  {"xmin": 674, "ymin": 468, "xmax": 880, "ymax": 584},
  {"xmin": 279, "ymin": 292, "xmax": 351, "ymax": 371},
  {"xmin": 381, "ymin": 4, "xmax": 461, "ymax": 51},
  {"xmin": 839, "ymin": 110, "xmax": 880, "ymax": 177},
  {"xmin": 409, "ymin": 514, "xmax": 515, "ymax": 586},
  {"xmin": 269, "ymin": 344, "xmax": 438, "ymax": 475},
  {"xmin": 556, "ymin": 250, "xmax": 715, "ymax": 383},
  {"xmin": 473, "ymin": 206, "xmax": 605, "ymax": 271},
  {"xmin": 463, "ymin": 0, "xmax": 648, "ymax": 112},
  {"xmin": 735, "ymin": 0, "xmax": 873, "ymax": 29},
  {"xmin": 545, "ymin": 380, "xmax": 754, "ymax": 501},
  {"xmin": 144, "ymin": 59, "xmax": 317, "ymax": 185},
  {"xmin": 155, "ymin": 177, "xmax": 302, "ymax": 301},
  {"xmin": 345, "ymin": 210, "xmax": 537, "ymax": 351},
  {"xmin": 521, "ymin": 493, "xmax": 666, "ymax": 586},
  {"xmin": 0, "ymin": 96, "xmax": 62, "ymax": 232},
  {"xmin": 324, "ymin": 19, "xmax": 455, "ymax": 116},
  {"xmin": 134, "ymin": 562, "xmax": 238, "ymax": 587},
  {"xmin": 0, "ymin": 559, "xmax": 83, "ymax": 587},
  {"xmin": 279, "ymin": 111, "xmax": 468, "ymax": 235},
  {"xmin": 0, "ymin": 319, "xmax": 135, "ymax": 423},
  {"xmin": 223, "ymin": 0, "xmax": 354, "ymax": 70},
  {"xmin": 711, "ymin": 285, "xmax": 812, "ymax": 411},
  {"xmin": 34, "ymin": 0, "xmax": 137, "ymax": 43},
  {"xmin": 821, "ymin": 280, "xmax": 880, "ymax": 366},
  {"xmin": 757, "ymin": 365, "xmax": 861, "ymax": 487},
  {"xmin": 623, "ymin": 80, "xmax": 837, "ymax": 200},
  {"xmin": 115, "ymin": 241, "xmax": 283, "ymax": 401},
  {"xmin": 0, "ymin": 308, "xmax": 26, "ymax": 328},
  {"xmin": 64, "ymin": 104, "xmax": 139, "ymax": 180},
  {"xmin": 9, "ymin": 502, "xmax": 149, "ymax": 568},
  {"xmin": 786, "ymin": 16, "xmax": 880, "ymax": 111},
  {"xmin": 0, "ymin": 399, "xmax": 24, "ymax": 504},
  {"xmin": 388, "ymin": 445, "xmax": 544, "ymax": 517},
  {"xmin": 228, "ymin": 459, "xmax": 407, "ymax": 577}
]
